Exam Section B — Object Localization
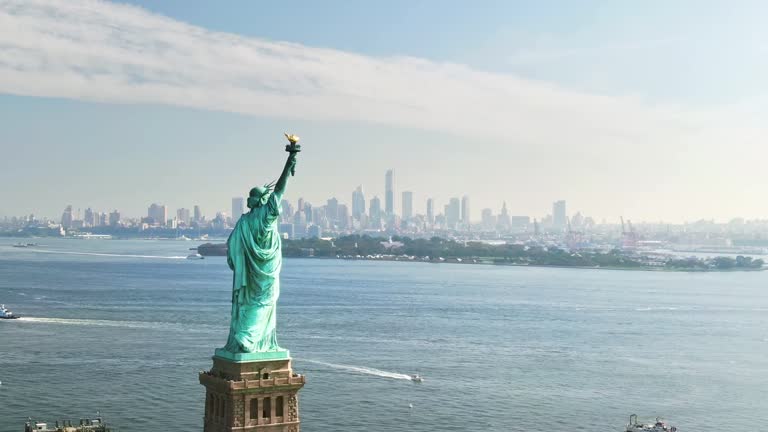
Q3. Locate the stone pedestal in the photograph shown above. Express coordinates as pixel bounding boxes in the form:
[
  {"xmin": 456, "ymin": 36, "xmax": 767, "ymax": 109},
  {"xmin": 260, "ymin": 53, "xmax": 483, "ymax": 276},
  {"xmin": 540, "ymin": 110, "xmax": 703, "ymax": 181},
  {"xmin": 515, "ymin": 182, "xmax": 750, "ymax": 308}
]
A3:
[{"xmin": 200, "ymin": 353, "xmax": 305, "ymax": 432}]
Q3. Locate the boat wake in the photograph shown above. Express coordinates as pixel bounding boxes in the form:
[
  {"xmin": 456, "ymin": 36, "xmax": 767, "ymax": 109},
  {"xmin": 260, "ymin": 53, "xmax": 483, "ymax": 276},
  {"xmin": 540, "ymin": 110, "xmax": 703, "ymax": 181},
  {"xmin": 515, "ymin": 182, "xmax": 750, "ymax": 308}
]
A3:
[
  {"xmin": 15, "ymin": 317, "xmax": 216, "ymax": 332},
  {"xmin": 300, "ymin": 359, "xmax": 412, "ymax": 381},
  {"xmin": 26, "ymin": 249, "xmax": 187, "ymax": 260}
]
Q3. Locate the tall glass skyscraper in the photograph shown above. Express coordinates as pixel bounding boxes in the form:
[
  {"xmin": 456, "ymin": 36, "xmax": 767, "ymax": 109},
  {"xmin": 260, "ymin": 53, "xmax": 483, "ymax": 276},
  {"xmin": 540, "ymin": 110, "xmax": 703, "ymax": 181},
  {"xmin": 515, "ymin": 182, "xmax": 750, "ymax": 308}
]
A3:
[{"xmin": 385, "ymin": 169, "xmax": 395, "ymax": 215}]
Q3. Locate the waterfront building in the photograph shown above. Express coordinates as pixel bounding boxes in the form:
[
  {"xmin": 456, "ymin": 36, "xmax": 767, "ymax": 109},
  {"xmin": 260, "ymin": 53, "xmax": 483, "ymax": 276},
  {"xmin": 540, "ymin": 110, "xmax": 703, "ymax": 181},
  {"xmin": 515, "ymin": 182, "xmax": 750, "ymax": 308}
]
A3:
[{"xmin": 194, "ymin": 205, "xmax": 202, "ymax": 223}]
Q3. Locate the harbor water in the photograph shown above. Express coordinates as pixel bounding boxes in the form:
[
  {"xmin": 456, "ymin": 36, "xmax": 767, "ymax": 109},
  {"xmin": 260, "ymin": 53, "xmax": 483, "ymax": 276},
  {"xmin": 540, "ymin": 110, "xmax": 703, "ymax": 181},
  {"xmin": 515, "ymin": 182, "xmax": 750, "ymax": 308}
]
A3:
[{"xmin": 0, "ymin": 238, "xmax": 766, "ymax": 431}]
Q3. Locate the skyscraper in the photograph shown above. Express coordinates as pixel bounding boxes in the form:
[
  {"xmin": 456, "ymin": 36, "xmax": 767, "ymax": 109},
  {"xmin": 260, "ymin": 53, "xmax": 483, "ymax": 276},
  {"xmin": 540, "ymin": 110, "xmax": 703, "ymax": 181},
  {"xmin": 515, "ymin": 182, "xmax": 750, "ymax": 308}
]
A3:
[
  {"xmin": 385, "ymin": 169, "xmax": 395, "ymax": 215},
  {"xmin": 481, "ymin": 208, "xmax": 494, "ymax": 230},
  {"xmin": 426, "ymin": 198, "xmax": 434, "ymax": 225},
  {"xmin": 232, "ymin": 197, "xmax": 245, "ymax": 221},
  {"xmin": 147, "ymin": 203, "xmax": 167, "ymax": 226},
  {"xmin": 60, "ymin": 205, "xmax": 73, "ymax": 229},
  {"xmin": 497, "ymin": 202, "xmax": 510, "ymax": 231},
  {"xmin": 326, "ymin": 197, "xmax": 339, "ymax": 223},
  {"xmin": 369, "ymin": 196, "xmax": 382, "ymax": 226},
  {"xmin": 446, "ymin": 197, "xmax": 461, "ymax": 228},
  {"xmin": 352, "ymin": 185, "xmax": 366, "ymax": 220},
  {"xmin": 109, "ymin": 210, "xmax": 120, "ymax": 227},
  {"xmin": 553, "ymin": 200, "xmax": 567, "ymax": 228},
  {"xmin": 193, "ymin": 205, "xmax": 202, "ymax": 223},
  {"xmin": 177, "ymin": 208, "xmax": 191, "ymax": 225},
  {"xmin": 461, "ymin": 195, "xmax": 470, "ymax": 225},
  {"xmin": 84, "ymin": 208, "xmax": 95, "ymax": 227},
  {"xmin": 401, "ymin": 191, "xmax": 413, "ymax": 220}
]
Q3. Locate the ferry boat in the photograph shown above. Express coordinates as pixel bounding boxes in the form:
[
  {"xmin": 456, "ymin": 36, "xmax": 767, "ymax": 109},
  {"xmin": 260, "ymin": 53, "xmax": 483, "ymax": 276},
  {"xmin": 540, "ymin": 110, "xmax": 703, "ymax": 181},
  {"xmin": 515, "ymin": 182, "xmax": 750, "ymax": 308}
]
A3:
[
  {"xmin": 24, "ymin": 416, "xmax": 111, "ymax": 432},
  {"xmin": 1, "ymin": 304, "xmax": 19, "ymax": 319},
  {"xmin": 626, "ymin": 414, "xmax": 677, "ymax": 431}
]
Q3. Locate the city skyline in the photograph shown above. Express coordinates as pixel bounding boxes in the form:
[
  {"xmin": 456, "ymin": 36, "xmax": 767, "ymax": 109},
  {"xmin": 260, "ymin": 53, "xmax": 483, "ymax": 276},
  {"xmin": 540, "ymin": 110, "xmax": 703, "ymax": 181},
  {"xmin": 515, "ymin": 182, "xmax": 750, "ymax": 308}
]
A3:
[{"xmin": 3, "ymin": 1, "xmax": 768, "ymax": 222}]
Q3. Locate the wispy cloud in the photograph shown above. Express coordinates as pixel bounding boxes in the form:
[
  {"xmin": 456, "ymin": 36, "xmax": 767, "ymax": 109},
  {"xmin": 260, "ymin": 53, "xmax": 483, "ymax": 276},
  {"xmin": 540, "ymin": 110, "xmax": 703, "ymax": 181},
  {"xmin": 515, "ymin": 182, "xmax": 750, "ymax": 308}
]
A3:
[{"xmin": 0, "ymin": 0, "xmax": 761, "ymax": 157}]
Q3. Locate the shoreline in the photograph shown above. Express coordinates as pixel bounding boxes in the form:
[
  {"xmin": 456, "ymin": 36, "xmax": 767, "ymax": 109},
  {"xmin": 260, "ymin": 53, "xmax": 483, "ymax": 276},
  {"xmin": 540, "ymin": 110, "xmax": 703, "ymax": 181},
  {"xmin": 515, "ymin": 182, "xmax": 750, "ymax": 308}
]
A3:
[{"xmin": 292, "ymin": 256, "xmax": 767, "ymax": 273}]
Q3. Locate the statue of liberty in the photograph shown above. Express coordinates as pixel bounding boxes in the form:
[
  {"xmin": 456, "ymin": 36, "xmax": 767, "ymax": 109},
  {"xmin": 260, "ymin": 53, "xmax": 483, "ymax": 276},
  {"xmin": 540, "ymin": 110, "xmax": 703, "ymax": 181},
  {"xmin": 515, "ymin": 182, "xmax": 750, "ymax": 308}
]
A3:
[{"xmin": 219, "ymin": 135, "xmax": 300, "ymax": 357}]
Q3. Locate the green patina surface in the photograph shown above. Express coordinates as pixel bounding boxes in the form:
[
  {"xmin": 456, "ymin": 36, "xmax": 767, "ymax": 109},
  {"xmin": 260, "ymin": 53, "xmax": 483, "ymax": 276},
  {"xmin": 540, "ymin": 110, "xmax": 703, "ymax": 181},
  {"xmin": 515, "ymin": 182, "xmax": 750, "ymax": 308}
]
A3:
[
  {"xmin": 214, "ymin": 347, "xmax": 290, "ymax": 362},
  {"xmin": 219, "ymin": 141, "xmax": 300, "ymax": 356}
]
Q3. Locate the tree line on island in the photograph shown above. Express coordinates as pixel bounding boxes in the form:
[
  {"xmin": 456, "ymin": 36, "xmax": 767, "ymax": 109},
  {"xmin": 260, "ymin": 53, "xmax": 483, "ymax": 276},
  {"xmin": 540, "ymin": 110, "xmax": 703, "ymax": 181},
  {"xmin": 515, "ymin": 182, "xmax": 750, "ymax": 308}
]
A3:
[{"xmin": 282, "ymin": 235, "xmax": 765, "ymax": 271}]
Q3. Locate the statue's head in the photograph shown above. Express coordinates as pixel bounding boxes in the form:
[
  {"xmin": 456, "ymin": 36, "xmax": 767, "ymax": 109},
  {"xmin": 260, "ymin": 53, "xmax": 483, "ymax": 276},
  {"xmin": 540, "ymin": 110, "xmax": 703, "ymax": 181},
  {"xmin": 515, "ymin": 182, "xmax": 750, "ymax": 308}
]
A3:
[{"xmin": 247, "ymin": 183, "xmax": 273, "ymax": 209}]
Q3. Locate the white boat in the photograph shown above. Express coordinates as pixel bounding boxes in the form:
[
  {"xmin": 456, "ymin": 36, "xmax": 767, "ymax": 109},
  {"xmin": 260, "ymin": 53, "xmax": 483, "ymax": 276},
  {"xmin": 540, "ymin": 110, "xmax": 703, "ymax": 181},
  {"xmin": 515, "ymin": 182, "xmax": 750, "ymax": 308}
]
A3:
[
  {"xmin": 626, "ymin": 414, "xmax": 677, "ymax": 432},
  {"xmin": 410, "ymin": 374, "xmax": 423, "ymax": 383},
  {"xmin": 186, "ymin": 253, "xmax": 204, "ymax": 260},
  {"xmin": 1, "ymin": 304, "xmax": 20, "ymax": 319}
]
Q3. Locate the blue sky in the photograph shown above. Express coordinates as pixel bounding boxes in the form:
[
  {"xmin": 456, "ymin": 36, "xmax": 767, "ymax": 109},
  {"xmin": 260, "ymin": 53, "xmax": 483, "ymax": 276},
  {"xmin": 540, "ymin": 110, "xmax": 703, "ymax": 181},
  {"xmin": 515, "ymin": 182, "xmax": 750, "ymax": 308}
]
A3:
[{"xmin": 1, "ymin": 0, "xmax": 767, "ymax": 221}]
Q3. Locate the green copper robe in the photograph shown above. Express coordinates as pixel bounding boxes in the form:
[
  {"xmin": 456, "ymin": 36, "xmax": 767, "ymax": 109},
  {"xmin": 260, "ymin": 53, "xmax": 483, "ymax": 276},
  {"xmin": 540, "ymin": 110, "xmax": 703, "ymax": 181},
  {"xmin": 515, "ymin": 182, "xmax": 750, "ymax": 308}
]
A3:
[{"xmin": 223, "ymin": 192, "xmax": 285, "ymax": 353}]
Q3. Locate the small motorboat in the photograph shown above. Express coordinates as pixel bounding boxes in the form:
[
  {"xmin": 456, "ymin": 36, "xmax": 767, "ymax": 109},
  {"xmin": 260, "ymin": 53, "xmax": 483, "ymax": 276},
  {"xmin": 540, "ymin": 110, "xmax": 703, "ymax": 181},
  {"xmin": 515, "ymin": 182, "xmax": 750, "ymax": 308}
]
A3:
[
  {"xmin": 12, "ymin": 243, "xmax": 37, "ymax": 248},
  {"xmin": 186, "ymin": 253, "xmax": 204, "ymax": 260},
  {"xmin": 1, "ymin": 304, "xmax": 20, "ymax": 319},
  {"xmin": 626, "ymin": 414, "xmax": 677, "ymax": 431},
  {"xmin": 410, "ymin": 374, "xmax": 423, "ymax": 383}
]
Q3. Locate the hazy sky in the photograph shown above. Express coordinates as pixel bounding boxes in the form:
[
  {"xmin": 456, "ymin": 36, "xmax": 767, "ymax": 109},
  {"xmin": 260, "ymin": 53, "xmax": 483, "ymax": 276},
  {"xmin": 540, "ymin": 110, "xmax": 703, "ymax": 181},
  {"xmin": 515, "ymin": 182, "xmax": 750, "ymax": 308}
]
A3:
[{"xmin": 2, "ymin": 0, "xmax": 767, "ymax": 222}]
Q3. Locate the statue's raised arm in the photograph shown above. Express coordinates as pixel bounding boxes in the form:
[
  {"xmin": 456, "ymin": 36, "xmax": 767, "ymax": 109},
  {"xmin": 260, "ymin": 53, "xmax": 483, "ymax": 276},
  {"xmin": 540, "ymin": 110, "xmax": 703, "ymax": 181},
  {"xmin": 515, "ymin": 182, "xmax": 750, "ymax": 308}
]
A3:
[{"xmin": 274, "ymin": 133, "xmax": 301, "ymax": 199}]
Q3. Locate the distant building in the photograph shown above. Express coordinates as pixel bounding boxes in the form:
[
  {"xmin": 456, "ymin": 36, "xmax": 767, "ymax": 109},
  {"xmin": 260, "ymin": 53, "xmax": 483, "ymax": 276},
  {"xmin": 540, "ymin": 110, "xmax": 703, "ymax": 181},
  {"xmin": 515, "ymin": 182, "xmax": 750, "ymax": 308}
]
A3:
[
  {"xmin": 402, "ymin": 191, "xmax": 413, "ymax": 220},
  {"xmin": 61, "ymin": 205, "xmax": 73, "ymax": 229},
  {"xmin": 232, "ymin": 197, "xmax": 245, "ymax": 221},
  {"xmin": 147, "ymin": 203, "xmax": 167, "ymax": 226},
  {"xmin": 510, "ymin": 215, "xmax": 530, "ymax": 229},
  {"xmin": 281, "ymin": 201, "xmax": 294, "ymax": 222},
  {"xmin": 326, "ymin": 197, "xmax": 339, "ymax": 223},
  {"xmin": 337, "ymin": 204, "xmax": 350, "ymax": 229},
  {"xmin": 385, "ymin": 169, "xmax": 395, "ymax": 215},
  {"xmin": 84, "ymin": 208, "xmax": 95, "ymax": 227},
  {"xmin": 553, "ymin": 200, "xmax": 567, "ymax": 229},
  {"xmin": 279, "ymin": 223, "xmax": 294, "ymax": 239},
  {"xmin": 193, "ymin": 205, "xmax": 202, "ymax": 223},
  {"xmin": 352, "ymin": 185, "xmax": 366, "ymax": 221},
  {"xmin": 302, "ymin": 201, "xmax": 312, "ymax": 224},
  {"xmin": 108, "ymin": 210, "xmax": 120, "ymax": 227},
  {"xmin": 369, "ymin": 196, "xmax": 382, "ymax": 227},
  {"xmin": 307, "ymin": 224, "xmax": 322, "ymax": 238},
  {"xmin": 177, "ymin": 208, "xmax": 191, "ymax": 225},
  {"xmin": 481, "ymin": 208, "xmax": 495, "ymax": 230},
  {"xmin": 497, "ymin": 202, "xmax": 510, "ymax": 231},
  {"xmin": 461, "ymin": 195, "xmax": 470, "ymax": 225},
  {"xmin": 426, "ymin": 198, "xmax": 435, "ymax": 225},
  {"xmin": 446, "ymin": 197, "xmax": 461, "ymax": 228}
]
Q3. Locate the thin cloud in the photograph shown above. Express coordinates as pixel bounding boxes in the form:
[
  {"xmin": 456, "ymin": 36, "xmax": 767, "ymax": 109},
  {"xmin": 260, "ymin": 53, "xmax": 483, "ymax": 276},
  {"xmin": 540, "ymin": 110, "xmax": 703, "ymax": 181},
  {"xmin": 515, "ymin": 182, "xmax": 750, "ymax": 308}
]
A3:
[{"xmin": 0, "ymin": 0, "xmax": 760, "ymax": 156}]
